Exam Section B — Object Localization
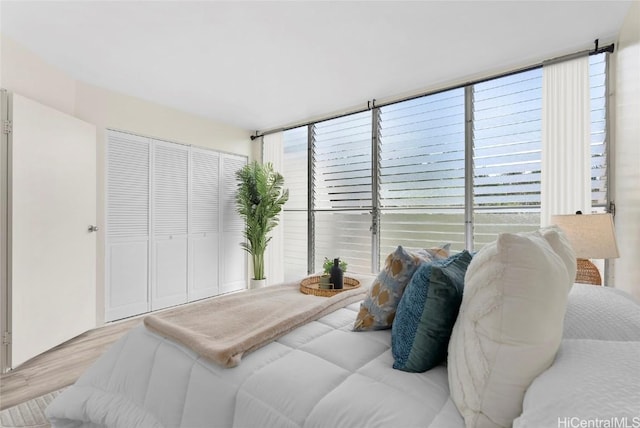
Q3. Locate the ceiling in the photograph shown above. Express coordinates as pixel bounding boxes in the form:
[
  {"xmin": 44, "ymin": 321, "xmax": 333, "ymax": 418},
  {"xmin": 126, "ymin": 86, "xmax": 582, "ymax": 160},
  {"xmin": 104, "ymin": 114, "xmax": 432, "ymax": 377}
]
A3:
[{"xmin": 0, "ymin": 1, "xmax": 633, "ymax": 132}]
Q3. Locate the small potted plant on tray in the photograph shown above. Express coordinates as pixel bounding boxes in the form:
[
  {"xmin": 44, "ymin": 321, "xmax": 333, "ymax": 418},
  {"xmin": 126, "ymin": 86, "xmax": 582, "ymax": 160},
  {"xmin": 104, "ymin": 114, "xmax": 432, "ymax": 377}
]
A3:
[
  {"xmin": 323, "ymin": 257, "xmax": 347, "ymax": 275},
  {"xmin": 318, "ymin": 258, "xmax": 348, "ymax": 289}
]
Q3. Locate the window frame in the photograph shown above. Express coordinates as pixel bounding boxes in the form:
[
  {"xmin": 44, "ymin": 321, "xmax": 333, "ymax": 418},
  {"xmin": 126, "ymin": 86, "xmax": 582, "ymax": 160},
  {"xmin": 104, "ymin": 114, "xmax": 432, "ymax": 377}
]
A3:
[{"xmin": 281, "ymin": 53, "xmax": 611, "ymax": 276}]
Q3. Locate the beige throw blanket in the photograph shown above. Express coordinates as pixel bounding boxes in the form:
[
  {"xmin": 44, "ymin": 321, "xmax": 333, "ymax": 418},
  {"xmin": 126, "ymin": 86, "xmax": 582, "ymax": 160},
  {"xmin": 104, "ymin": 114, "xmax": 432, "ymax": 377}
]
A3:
[{"xmin": 143, "ymin": 280, "xmax": 368, "ymax": 368}]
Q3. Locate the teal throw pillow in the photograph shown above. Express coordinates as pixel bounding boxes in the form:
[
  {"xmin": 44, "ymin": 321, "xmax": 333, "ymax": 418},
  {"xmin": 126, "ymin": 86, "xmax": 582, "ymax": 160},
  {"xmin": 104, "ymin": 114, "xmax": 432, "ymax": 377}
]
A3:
[{"xmin": 391, "ymin": 250, "xmax": 472, "ymax": 372}]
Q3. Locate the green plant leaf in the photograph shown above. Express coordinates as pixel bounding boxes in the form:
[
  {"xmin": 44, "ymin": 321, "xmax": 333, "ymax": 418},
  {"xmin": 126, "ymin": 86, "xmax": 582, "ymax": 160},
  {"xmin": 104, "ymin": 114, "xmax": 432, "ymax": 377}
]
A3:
[
  {"xmin": 322, "ymin": 257, "xmax": 348, "ymax": 274},
  {"xmin": 235, "ymin": 161, "xmax": 289, "ymax": 280}
]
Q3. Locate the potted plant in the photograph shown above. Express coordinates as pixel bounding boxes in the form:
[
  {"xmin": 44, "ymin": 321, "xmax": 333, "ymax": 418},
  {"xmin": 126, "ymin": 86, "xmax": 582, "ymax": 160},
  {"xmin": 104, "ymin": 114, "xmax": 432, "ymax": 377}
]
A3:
[
  {"xmin": 235, "ymin": 161, "xmax": 289, "ymax": 288},
  {"xmin": 322, "ymin": 257, "xmax": 347, "ymax": 274}
]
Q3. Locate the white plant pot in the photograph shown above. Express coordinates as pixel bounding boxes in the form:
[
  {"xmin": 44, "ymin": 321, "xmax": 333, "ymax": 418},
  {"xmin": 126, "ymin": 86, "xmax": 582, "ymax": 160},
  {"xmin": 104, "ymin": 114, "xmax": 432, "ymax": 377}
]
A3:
[{"xmin": 250, "ymin": 278, "xmax": 267, "ymax": 289}]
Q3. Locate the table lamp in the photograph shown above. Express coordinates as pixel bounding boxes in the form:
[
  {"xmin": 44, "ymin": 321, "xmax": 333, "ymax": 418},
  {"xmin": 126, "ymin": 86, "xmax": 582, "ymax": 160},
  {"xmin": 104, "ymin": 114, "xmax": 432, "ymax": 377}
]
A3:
[{"xmin": 550, "ymin": 212, "xmax": 619, "ymax": 285}]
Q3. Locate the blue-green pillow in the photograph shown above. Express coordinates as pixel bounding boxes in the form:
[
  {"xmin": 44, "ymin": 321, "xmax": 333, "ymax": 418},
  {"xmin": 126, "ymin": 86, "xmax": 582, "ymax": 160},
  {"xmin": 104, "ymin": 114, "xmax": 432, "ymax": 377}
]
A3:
[{"xmin": 391, "ymin": 250, "xmax": 472, "ymax": 372}]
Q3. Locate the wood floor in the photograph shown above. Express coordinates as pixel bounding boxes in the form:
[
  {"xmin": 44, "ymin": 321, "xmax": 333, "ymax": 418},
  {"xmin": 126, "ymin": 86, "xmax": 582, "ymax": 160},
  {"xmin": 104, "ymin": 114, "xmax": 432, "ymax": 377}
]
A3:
[{"xmin": 0, "ymin": 316, "xmax": 143, "ymax": 410}]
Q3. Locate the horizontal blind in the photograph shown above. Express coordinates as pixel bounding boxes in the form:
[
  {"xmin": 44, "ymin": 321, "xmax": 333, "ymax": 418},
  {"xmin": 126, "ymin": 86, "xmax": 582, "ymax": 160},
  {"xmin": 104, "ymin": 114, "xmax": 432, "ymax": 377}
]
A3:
[
  {"xmin": 313, "ymin": 112, "xmax": 373, "ymax": 273},
  {"xmin": 153, "ymin": 142, "xmax": 189, "ymax": 236},
  {"xmin": 315, "ymin": 211, "xmax": 372, "ymax": 274},
  {"xmin": 378, "ymin": 89, "xmax": 466, "ymax": 262},
  {"xmin": 191, "ymin": 148, "xmax": 220, "ymax": 234},
  {"xmin": 472, "ymin": 69, "xmax": 542, "ymax": 248},
  {"xmin": 473, "ymin": 68, "xmax": 543, "ymax": 207},
  {"xmin": 106, "ymin": 131, "xmax": 149, "ymax": 238},
  {"xmin": 379, "ymin": 210, "xmax": 465, "ymax": 266},
  {"xmin": 280, "ymin": 53, "xmax": 610, "ymax": 272},
  {"xmin": 313, "ymin": 112, "xmax": 372, "ymax": 209},
  {"xmin": 589, "ymin": 53, "xmax": 608, "ymax": 207},
  {"xmin": 283, "ymin": 126, "xmax": 309, "ymax": 279},
  {"xmin": 379, "ymin": 88, "xmax": 465, "ymax": 208},
  {"xmin": 283, "ymin": 126, "xmax": 308, "ymax": 210},
  {"xmin": 473, "ymin": 211, "xmax": 540, "ymax": 250}
]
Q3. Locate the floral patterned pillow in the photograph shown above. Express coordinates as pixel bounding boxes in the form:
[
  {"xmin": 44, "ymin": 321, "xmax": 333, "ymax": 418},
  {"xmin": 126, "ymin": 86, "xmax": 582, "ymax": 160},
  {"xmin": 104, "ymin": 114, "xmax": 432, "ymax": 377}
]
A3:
[{"xmin": 353, "ymin": 245, "xmax": 449, "ymax": 331}]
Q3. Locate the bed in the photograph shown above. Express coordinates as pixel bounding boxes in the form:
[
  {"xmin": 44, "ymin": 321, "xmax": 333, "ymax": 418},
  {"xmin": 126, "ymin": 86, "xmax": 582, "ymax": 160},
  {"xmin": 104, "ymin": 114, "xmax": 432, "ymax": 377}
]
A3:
[{"xmin": 46, "ymin": 231, "xmax": 640, "ymax": 428}]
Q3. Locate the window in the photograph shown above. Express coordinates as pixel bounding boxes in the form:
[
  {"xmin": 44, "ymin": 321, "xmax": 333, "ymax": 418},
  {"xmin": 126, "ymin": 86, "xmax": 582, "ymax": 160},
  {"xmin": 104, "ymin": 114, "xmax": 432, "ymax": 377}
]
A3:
[
  {"xmin": 282, "ymin": 126, "xmax": 308, "ymax": 281},
  {"xmin": 472, "ymin": 68, "xmax": 543, "ymax": 249},
  {"xmin": 313, "ymin": 112, "xmax": 372, "ymax": 274},
  {"xmin": 589, "ymin": 53, "xmax": 608, "ymax": 209},
  {"xmin": 378, "ymin": 89, "xmax": 466, "ymax": 262},
  {"xmin": 282, "ymin": 53, "xmax": 609, "ymax": 275}
]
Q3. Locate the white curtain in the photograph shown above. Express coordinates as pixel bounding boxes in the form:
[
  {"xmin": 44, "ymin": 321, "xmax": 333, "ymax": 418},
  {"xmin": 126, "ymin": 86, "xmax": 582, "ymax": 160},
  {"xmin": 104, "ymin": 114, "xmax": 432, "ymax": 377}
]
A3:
[
  {"xmin": 541, "ymin": 56, "xmax": 591, "ymax": 226},
  {"xmin": 262, "ymin": 132, "xmax": 285, "ymax": 285}
]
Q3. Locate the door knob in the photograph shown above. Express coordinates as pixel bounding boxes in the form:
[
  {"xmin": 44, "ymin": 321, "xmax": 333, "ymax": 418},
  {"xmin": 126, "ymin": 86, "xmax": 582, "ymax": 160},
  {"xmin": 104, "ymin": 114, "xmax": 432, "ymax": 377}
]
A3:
[{"xmin": 88, "ymin": 225, "xmax": 99, "ymax": 232}]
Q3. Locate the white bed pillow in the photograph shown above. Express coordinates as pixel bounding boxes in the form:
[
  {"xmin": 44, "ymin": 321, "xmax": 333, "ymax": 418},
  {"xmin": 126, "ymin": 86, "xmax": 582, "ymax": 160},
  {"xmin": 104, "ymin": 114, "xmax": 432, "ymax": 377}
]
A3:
[
  {"xmin": 564, "ymin": 284, "xmax": 640, "ymax": 341},
  {"xmin": 513, "ymin": 339, "xmax": 640, "ymax": 427},
  {"xmin": 448, "ymin": 229, "xmax": 573, "ymax": 428}
]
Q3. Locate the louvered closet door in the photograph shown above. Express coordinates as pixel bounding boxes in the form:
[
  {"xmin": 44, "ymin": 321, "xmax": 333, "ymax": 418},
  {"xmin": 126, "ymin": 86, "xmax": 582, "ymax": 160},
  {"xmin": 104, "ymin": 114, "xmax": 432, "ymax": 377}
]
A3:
[
  {"xmin": 221, "ymin": 154, "xmax": 247, "ymax": 293},
  {"xmin": 189, "ymin": 148, "xmax": 220, "ymax": 300},
  {"xmin": 106, "ymin": 131, "xmax": 150, "ymax": 321},
  {"xmin": 152, "ymin": 141, "xmax": 189, "ymax": 311}
]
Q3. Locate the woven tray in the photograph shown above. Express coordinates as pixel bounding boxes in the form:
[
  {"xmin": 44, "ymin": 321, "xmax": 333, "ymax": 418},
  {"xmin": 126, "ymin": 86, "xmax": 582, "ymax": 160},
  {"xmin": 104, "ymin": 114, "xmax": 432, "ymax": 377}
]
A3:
[{"xmin": 300, "ymin": 276, "xmax": 361, "ymax": 297}]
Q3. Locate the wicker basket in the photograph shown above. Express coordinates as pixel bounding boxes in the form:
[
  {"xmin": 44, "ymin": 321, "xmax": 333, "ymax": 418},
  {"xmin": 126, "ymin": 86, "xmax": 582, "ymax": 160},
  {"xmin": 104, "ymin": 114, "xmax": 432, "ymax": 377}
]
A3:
[{"xmin": 300, "ymin": 276, "xmax": 361, "ymax": 297}]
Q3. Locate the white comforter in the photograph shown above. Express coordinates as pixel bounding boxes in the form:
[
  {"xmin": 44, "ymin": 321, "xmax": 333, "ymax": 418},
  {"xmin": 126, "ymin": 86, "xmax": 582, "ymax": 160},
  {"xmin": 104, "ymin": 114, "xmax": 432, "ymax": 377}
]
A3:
[
  {"xmin": 46, "ymin": 301, "xmax": 465, "ymax": 428},
  {"xmin": 47, "ymin": 284, "xmax": 640, "ymax": 428}
]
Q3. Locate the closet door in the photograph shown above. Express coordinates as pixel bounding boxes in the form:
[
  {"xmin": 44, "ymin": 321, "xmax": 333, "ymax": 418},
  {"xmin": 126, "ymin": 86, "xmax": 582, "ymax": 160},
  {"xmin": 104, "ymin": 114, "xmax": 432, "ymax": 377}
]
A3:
[
  {"xmin": 151, "ymin": 141, "xmax": 189, "ymax": 311},
  {"xmin": 189, "ymin": 148, "xmax": 220, "ymax": 300},
  {"xmin": 105, "ymin": 130, "xmax": 248, "ymax": 320},
  {"xmin": 105, "ymin": 131, "xmax": 150, "ymax": 321},
  {"xmin": 221, "ymin": 154, "xmax": 247, "ymax": 293}
]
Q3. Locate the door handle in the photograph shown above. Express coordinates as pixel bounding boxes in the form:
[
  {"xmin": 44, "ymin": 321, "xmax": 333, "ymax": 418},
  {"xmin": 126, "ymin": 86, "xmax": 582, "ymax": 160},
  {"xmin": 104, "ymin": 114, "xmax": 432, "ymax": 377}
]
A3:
[{"xmin": 88, "ymin": 225, "xmax": 99, "ymax": 233}]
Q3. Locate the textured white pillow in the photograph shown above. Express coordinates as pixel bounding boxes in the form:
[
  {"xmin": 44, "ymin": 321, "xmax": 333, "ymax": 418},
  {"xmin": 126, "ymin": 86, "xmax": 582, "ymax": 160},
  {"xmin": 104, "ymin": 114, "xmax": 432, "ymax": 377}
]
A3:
[{"xmin": 448, "ymin": 230, "xmax": 573, "ymax": 428}]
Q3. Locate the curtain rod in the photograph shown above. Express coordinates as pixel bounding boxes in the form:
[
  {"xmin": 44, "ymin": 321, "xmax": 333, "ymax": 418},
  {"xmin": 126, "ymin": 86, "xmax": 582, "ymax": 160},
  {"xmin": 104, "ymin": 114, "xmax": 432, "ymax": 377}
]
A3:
[{"xmin": 250, "ymin": 40, "xmax": 614, "ymax": 141}]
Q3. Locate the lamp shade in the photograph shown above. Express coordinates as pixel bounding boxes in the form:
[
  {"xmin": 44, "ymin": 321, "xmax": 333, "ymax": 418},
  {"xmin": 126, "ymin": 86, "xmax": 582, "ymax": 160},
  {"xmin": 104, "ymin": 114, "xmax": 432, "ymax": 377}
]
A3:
[{"xmin": 551, "ymin": 213, "xmax": 619, "ymax": 259}]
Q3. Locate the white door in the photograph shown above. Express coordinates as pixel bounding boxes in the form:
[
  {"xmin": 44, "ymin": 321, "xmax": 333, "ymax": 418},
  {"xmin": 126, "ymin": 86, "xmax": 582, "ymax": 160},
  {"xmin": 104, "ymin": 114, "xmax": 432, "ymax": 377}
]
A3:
[
  {"xmin": 105, "ymin": 131, "xmax": 150, "ymax": 321},
  {"xmin": 189, "ymin": 148, "xmax": 220, "ymax": 301},
  {"xmin": 9, "ymin": 93, "xmax": 96, "ymax": 368},
  {"xmin": 151, "ymin": 141, "xmax": 189, "ymax": 310}
]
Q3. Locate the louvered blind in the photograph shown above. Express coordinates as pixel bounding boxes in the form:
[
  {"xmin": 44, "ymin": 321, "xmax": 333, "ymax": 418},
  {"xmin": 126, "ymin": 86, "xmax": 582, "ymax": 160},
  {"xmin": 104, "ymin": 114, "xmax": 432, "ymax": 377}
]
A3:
[
  {"xmin": 379, "ymin": 210, "xmax": 466, "ymax": 267},
  {"xmin": 191, "ymin": 148, "xmax": 220, "ymax": 234},
  {"xmin": 378, "ymin": 90, "xmax": 466, "ymax": 262},
  {"xmin": 315, "ymin": 211, "xmax": 372, "ymax": 274},
  {"xmin": 106, "ymin": 131, "xmax": 149, "ymax": 238},
  {"xmin": 473, "ymin": 68, "xmax": 543, "ymax": 208},
  {"xmin": 283, "ymin": 127, "xmax": 308, "ymax": 279},
  {"xmin": 589, "ymin": 53, "xmax": 608, "ymax": 207},
  {"xmin": 153, "ymin": 142, "xmax": 189, "ymax": 236},
  {"xmin": 471, "ymin": 69, "xmax": 543, "ymax": 248},
  {"xmin": 312, "ymin": 112, "xmax": 373, "ymax": 273},
  {"xmin": 379, "ymin": 89, "xmax": 466, "ymax": 208},
  {"xmin": 280, "ymin": 54, "xmax": 610, "ymax": 272},
  {"xmin": 313, "ymin": 112, "xmax": 372, "ymax": 209},
  {"xmin": 222, "ymin": 155, "xmax": 246, "ymax": 233},
  {"xmin": 283, "ymin": 126, "xmax": 308, "ymax": 210}
]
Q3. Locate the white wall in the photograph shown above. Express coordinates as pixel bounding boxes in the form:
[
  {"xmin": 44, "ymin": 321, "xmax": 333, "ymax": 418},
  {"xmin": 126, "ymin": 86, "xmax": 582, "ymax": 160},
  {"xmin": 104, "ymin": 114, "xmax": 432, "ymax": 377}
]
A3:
[
  {"xmin": 0, "ymin": 34, "xmax": 76, "ymax": 115},
  {"xmin": 613, "ymin": 1, "xmax": 640, "ymax": 300},
  {"xmin": 1, "ymin": 34, "xmax": 254, "ymax": 325}
]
